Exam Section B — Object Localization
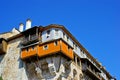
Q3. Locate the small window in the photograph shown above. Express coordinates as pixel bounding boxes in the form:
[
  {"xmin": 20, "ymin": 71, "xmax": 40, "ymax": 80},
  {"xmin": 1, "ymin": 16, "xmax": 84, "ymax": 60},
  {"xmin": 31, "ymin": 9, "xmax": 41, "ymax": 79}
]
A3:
[
  {"xmin": 68, "ymin": 46, "xmax": 71, "ymax": 51},
  {"xmin": 80, "ymin": 49, "xmax": 82, "ymax": 52},
  {"xmin": 32, "ymin": 45, "xmax": 35, "ymax": 50},
  {"xmin": 67, "ymin": 36, "xmax": 69, "ymax": 41},
  {"xmin": 77, "ymin": 58, "xmax": 80, "ymax": 66},
  {"xmin": 26, "ymin": 47, "xmax": 29, "ymax": 52},
  {"xmin": 46, "ymin": 30, "xmax": 50, "ymax": 38},
  {"xmin": 83, "ymin": 51, "xmax": 84, "ymax": 54},
  {"xmin": 54, "ymin": 41, "xmax": 58, "ymax": 46},
  {"xmin": 74, "ymin": 55, "xmax": 76, "ymax": 62},
  {"xmin": 73, "ymin": 69, "xmax": 77, "ymax": 77},
  {"xmin": 73, "ymin": 42, "xmax": 75, "ymax": 48},
  {"xmin": 75, "ymin": 45, "xmax": 77, "ymax": 50},
  {"xmin": 43, "ymin": 45, "xmax": 48, "ymax": 50},
  {"xmin": 63, "ymin": 33, "xmax": 65, "ymax": 38},
  {"xmin": 47, "ymin": 30, "xmax": 50, "ymax": 34},
  {"xmin": 55, "ymin": 29, "xmax": 59, "ymax": 35}
]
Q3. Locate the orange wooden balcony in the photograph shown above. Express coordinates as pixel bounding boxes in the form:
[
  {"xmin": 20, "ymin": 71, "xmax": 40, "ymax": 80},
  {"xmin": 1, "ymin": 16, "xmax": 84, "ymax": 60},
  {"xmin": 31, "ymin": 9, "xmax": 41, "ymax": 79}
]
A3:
[
  {"xmin": 21, "ymin": 45, "xmax": 37, "ymax": 59},
  {"xmin": 21, "ymin": 39, "xmax": 74, "ymax": 60},
  {"xmin": 38, "ymin": 39, "xmax": 73, "ymax": 59}
]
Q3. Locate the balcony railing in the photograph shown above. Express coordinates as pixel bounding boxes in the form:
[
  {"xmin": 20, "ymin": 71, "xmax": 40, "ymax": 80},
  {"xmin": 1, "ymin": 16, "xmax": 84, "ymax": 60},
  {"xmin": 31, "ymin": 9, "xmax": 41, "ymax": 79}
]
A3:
[
  {"xmin": 21, "ymin": 34, "xmax": 40, "ymax": 45},
  {"xmin": 82, "ymin": 64, "xmax": 101, "ymax": 80}
]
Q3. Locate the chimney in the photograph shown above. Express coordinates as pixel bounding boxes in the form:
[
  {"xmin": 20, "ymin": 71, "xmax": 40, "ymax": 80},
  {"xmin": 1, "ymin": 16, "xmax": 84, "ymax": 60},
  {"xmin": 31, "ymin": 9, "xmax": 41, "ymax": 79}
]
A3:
[
  {"xmin": 19, "ymin": 23, "xmax": 24, "ymax": 32},
  {"xmin": 26, "ymin": 19, "xmax": 31, "ymax": 30}
]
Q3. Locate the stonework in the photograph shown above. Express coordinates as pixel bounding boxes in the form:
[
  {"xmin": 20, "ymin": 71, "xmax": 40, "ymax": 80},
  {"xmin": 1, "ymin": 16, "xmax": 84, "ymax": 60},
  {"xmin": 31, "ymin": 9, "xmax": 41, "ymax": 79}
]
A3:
[
  {"xmin": 0, "ymin": 37, "xmax": 23, "ymax": 80},
  {"xmin": 23, "ymin": 55, "xmax": 83, "ymax": 80}
]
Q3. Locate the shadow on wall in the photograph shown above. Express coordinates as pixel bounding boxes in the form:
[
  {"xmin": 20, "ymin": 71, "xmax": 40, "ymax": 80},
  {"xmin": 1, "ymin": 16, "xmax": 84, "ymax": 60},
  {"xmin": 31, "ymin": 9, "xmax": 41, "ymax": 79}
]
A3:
[
  {"xmin": 0, "ymin": 54, "xmax": 5, "ymax": 79},
  {"xmin": 18, "ymin": 57, "xmax": 24, "ymax": 69},
  {"xmin": 0, "ymin": 54, "xmax": 5, "ymax": 63}
]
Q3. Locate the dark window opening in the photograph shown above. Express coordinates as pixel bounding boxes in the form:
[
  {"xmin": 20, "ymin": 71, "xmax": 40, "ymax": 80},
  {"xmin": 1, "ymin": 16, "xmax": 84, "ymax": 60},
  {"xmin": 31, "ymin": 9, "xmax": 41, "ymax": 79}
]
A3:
[
  {"xmin": 77, "ymin": 58, "xmax": 80, "ymax": 66},
  {"xmin": 63, "ymin": 33, "xmax": 65, "ymax": 38},
  {"xmin": 46, "ymin": 30, "xmax": 50, "ymax": 38},
  {"xmin": 73, "ymin": 69, "xmax": 77, "ymax": 77},
  {"xmin": 55, "ymin": 29, "xmax": 59, "ymax": 35},
  {"xmin": 74, "ymin": 55, "xmax": 76, "ymax": 62},
  {"xmin": 44, "ymin": 45, "xmax": 48, "ymax": 50},
  {"xmin": 54, "ymin": 41, "xmax": 58, "ymax": 46},
  {"xmin": 68, "ymin": 46, "xmax": 71, "ymax": 51},
  {"xmin": 67, "ymin": 36, "xmax": 69, "ymax": 41},
  {"xmin": 26, "ymin": 47, "xmax": 29, "ymax": 52},
  {"xmin": 32, "ymin": 45, "xmax": 35, "ymax": 50}
]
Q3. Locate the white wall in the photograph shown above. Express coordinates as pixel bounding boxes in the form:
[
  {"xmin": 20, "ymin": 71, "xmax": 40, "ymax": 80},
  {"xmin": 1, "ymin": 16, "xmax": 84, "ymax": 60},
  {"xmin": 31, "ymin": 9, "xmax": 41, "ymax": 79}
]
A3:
[
  {"xmin": 42, "ymin": 28, "xmax": 55, "ymax": 42},
  {"xmin": 100, "ymin": 71, "xmax": 107, "ymax": 80},
  {"xmin": 41, "ymin": 28, "xmax": 87, "ymax": 59}
]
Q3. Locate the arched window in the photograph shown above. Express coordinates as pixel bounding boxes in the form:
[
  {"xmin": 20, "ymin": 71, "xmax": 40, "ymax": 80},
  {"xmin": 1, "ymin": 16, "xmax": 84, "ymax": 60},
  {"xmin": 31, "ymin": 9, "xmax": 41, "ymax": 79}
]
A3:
[{"xmin": 73, "ymin": 69, "xmax": 77, "ymax": 77}]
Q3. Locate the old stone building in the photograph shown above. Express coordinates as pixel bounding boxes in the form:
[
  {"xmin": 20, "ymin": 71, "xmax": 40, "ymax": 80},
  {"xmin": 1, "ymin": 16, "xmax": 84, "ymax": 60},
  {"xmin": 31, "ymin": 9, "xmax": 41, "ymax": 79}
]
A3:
[{"xmin": 0, "ymin": 19, "xmax": 116, "ymax": 80}]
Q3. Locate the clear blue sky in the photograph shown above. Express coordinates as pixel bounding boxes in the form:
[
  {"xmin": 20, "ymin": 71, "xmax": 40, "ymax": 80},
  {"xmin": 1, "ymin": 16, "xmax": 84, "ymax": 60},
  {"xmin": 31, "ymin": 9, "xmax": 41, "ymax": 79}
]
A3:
[{"xmin": 0, "ymin": 0, "xmax": 120, "ymax": 79}]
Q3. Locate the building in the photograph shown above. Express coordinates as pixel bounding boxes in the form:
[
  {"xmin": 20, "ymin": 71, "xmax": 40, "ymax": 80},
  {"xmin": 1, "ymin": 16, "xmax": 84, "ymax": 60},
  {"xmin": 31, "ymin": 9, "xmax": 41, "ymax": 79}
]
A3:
[{"xmin": 0, "ymin": 19, "xmax": 116, "ymax": 80}]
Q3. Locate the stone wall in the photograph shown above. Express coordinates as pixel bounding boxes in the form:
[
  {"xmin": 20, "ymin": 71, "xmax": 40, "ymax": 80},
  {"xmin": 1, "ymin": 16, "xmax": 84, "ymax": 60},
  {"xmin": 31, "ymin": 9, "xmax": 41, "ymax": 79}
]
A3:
[
  {"xmin": 0, "ymin": 37, "xmax": 28, "ymax": 80},
  {"xmin": 23, "ymin": 54, "xmax": 83, "ymax": 80}
]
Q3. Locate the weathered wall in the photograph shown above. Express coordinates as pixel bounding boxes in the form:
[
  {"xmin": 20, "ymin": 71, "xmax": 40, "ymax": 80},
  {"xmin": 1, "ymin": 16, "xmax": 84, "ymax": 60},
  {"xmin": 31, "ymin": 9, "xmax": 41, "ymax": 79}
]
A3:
[
  {"xmin": 24, "ymin": 54, "xmax": 83, "ymax": 80},
  {"xmin": 0, "ymin": 37, "xmax": 28, "ymax": 80}
]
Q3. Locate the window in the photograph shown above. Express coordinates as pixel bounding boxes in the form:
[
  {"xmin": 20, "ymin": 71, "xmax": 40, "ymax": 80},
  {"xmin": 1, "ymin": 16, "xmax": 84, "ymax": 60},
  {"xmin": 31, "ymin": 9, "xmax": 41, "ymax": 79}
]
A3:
[
  {"xmin": 46, "ymin": 30, "xmax": 50, "ymax": 38},
  {"xmin": 55, "ymin": 29, "xmax": 59, "ymax": 35},
  {"xmin": 73, "ymin": 69, "xmax": 77, "ymax": 77},
  {"xmin": 26, "ymin": 47, "xmax": 29, "ymax": 52},
  {"xmin": 63, "ymin": 32, "xmax": 65, "ymax": 38},
  {"xmin": 41, "ymin": 62, "xmax": 48, "ymax": 71},
  {"xmin": 73, "ymin": 42, "xmax": 77, "ymax": 50},
  {"xmin": 80, "ymin": 49, "xmax": 82, "ymax": 52},
  {"xmin": 83, "ymin": 51, "xmax": 84, "ymax": 54},
  {"xmin": 54, "ymin": 41, "xmax": 58, "ymax": 46},
  {"xmin": 77, "ymin": 58, "xmax": 80, "ymax": 66},
  {"xmin": 67, "ymin": 36, "xmax": 69, "ymax": 41},
  {"xmin": 68, "ymin": 46, "xmax": 71, "ymax": 51},
  {"xmin": 75, "ymin": 45, "xmax": 77, "ymax": 50},
  {"xmin": 74, "ymin": 55, "xmax": 76, "ymax": 62},
  {"xmin": 32, "ymin": 45, "xmax": 35, "ymax": 50},
  {"xmin": 73, "ymin": 42, "xmax": 75, "ymax": 48},
  {"xmin": 43, "ymin": 45, "xmax": 48, "ymax": 50}
]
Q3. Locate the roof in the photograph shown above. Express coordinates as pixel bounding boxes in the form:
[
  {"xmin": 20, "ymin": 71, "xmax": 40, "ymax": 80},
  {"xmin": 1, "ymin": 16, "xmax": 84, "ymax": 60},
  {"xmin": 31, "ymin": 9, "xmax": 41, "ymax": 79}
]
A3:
[
  {"xmin": 21, "ymin": 26, "xmax": 38, "ymax": 34},
  {"xmin": 0, "ymin": 38, "xmax": 7, "ymax": 43}
]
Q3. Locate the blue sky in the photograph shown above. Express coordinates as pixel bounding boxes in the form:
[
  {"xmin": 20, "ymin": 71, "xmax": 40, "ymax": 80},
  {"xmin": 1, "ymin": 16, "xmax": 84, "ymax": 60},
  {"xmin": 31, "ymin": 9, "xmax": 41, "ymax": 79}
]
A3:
[{"xmin": 0, "ymin": 0, "xmax": 120, "ymax": 79}]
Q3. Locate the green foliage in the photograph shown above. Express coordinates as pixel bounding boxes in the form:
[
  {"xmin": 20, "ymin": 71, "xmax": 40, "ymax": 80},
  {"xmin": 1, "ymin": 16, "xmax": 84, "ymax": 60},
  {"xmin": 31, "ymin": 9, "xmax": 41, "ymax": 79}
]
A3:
[{"xmin": 0, "ymin": 76, "xmax": 3, "ymax": 80}]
